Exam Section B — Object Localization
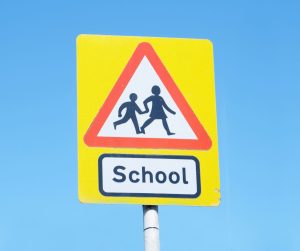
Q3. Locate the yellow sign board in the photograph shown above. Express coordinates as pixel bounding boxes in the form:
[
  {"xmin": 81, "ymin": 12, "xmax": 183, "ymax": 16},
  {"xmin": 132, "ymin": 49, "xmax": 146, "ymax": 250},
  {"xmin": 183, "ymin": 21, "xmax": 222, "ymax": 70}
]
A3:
[{"xmin": 77, "ymin": 35, "xmax": 220, "ymax": 206}]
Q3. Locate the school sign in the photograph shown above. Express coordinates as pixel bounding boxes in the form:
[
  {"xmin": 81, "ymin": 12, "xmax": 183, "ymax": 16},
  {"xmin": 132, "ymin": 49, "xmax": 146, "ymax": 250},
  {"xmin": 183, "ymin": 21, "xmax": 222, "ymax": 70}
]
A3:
[{"xmin": 77, "ymin": 35, "xmax": 220, "ymax": 206}]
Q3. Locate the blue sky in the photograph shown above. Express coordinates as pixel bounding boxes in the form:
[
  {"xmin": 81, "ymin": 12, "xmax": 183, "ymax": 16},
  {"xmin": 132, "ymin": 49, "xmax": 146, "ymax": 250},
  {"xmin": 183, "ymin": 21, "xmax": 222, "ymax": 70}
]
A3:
[{"xmin": 0, "ymin": 0, "xmax": 300, "ymax": 250}]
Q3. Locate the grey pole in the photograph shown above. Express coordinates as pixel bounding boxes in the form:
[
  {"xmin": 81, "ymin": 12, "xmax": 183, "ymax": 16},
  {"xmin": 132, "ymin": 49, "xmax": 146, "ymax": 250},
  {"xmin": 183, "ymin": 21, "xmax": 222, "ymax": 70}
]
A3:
[{"xmin": 143, "ymin": 205, "xmax": 160, "ymax": 251}]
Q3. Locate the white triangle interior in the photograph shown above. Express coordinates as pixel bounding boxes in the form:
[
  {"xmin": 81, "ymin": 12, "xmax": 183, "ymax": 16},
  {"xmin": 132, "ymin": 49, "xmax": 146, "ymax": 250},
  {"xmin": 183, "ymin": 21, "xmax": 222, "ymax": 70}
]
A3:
[{"xmin": 98, "ymin": 56, "xmax": 197, "ymax": 140}]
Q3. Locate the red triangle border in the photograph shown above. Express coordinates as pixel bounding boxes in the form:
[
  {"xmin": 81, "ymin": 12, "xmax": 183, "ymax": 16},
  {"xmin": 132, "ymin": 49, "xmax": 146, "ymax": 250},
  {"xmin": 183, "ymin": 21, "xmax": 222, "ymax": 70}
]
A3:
[{"xmin": 84, "ymin": 42, "xmax": 212, "ymax": 150}]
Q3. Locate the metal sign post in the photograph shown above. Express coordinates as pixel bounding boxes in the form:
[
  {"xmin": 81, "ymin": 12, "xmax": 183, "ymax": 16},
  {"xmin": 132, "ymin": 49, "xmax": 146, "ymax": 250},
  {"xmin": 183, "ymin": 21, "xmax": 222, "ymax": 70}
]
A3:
[
  {"xmin": 143, "ymin": 205, "xmax": 160, "ymax": 251},
  {"xmin": 77, "ymin": 35, "xmax": 220, "ymax": 251}
]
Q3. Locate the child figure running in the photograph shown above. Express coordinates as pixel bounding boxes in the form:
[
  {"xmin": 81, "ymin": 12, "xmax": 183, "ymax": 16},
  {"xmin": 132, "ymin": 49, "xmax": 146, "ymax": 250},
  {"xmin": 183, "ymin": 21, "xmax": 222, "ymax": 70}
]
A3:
[
  {"xmin": 113, "ymin": 93, "xmax": 145, "ymax": 134},
  {"xmin": 140, "ymin": 85, "xmax": 176, "ymax": 135}
]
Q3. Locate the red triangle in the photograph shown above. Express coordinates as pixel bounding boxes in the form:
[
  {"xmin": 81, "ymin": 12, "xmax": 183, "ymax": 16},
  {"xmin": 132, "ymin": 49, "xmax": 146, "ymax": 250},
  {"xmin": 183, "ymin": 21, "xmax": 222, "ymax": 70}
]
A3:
[{"xmin": 84, "ymin": 42, "xmax": 212, "ymax": 150}]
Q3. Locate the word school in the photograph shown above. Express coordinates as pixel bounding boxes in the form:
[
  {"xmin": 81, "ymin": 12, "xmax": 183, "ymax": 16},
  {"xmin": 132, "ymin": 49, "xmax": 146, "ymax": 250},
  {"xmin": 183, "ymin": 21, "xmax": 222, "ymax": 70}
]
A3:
[{"xmin": 113, "ymin": 165, "xmax": 189, "ymax": 184}]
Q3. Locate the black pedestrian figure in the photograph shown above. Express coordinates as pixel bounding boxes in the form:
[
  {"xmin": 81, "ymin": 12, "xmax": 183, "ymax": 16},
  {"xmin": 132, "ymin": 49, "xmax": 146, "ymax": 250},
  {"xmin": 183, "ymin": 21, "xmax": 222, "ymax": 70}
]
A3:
[
  {"xmin": 140, "ymin": 85, "xmax": 176, "ymax": 135},
  {"xmin": 113, "ymin": 93, "xmax": 145, "ymax": 134}
]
